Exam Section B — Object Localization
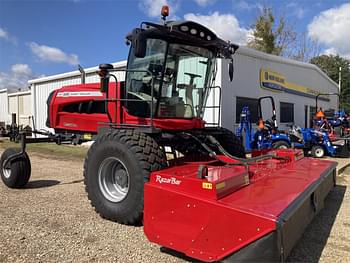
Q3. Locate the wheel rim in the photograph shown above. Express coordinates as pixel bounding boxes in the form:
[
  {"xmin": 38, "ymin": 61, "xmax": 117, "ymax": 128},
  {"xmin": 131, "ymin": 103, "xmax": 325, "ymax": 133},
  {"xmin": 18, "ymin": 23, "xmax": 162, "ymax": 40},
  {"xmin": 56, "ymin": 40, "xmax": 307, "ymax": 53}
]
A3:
[
  {"xmin": 98, "ymin": 157, "xmax": 130, "ymax": 203},
  {"xmin": 278, "ymin": 145, "xmax": 288, "ymax": 149},
  {"xmin": 315, "ymin": 148, "xmax": 324, "ymax": 158},
  {"xmin": 2, "ymin": 167, "xmax": 11, "ymax": 179}
]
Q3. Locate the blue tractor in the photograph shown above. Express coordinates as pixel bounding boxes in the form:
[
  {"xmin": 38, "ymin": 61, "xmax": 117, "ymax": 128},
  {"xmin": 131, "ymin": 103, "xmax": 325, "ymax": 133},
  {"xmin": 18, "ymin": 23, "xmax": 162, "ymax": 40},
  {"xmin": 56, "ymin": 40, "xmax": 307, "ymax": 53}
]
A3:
[
  {"xmin": 236, "ymin": 96, "xmax": 350, "ymax": 158},
  {"xmin": 314, "ymin": 93, "xmax": 350, "ymax": 137},
  {"xmin": 289, "ymin": 124, "xmax": 350, "ymax": 158},
  {"xmin": 236, "ymin": 96, "xmax": 290, "ymax": 152}
]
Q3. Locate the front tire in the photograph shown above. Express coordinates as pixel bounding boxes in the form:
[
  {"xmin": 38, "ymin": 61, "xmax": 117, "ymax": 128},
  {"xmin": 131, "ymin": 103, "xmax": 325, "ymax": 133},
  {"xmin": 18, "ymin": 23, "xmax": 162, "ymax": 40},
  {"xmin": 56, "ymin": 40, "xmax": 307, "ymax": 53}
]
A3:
[
  {"xmin": 0, "ymin": 148, "xmax": 31, "ymax": 188},
  {"xmin": 272, "ymin": 140, "xmax": 290, "ymax": 149},
  {"xmin": 311, "ymin": 145, "xmax": 325, "ymax": 158},
  {"xmin": 84, "ymin": 130, "xmax": 166, "ymax": 225}
]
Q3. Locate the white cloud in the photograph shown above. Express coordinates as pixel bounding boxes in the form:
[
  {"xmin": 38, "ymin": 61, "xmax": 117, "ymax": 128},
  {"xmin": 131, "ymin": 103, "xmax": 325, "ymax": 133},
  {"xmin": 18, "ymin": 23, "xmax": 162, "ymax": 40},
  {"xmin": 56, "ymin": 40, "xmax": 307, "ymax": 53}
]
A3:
[
  {"xmin": 308, "ymin": 3, "xmax": 350, "ymax": 59},
  {"xmin": 28, "ymin": 42, "xmax": 79, "ymax": 65},
  {"xmin": 0, "ymin": 27, "xmax": 8, "ymax": 39},
  {"xmin": 11, "ymin": 64, "xmax": 32, "ymax": 76},
  {"xmin": 324, "ymin": 47, "xmax": 337, "ymax": 56},
  {"xmin": 139, "ymin": 0, "xmax": 178, "ymax": 18},
  {"xmin": 184, "ymin": 12, "xmax": 252, "ymax": 45},
  {"xmin": 193, "ymin": 0, "xmax": 215, "ymax": 7},
  {"xmin": 235, "ymin": 1, "xmax": 263, "ymax": 11},
  {"xmin": 0, "ymin": 64, "xmax": 33, "ymax": 91},
  {"xmin": 0, "ymin": 26, "xmax": 17, "ymax": 45}
]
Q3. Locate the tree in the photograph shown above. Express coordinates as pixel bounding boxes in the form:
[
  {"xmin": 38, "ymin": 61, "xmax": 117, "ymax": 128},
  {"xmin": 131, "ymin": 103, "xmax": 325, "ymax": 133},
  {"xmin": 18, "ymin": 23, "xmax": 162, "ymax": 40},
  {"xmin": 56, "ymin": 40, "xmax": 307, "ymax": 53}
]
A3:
[
  {"xmin": 292, "ymin": 32, "xmax": 321, "ymax": 62},
  {"xmin": 247, "ymin": 8, "xmax": 320, "ymax": 62},
  {"xmin": 247, "ymin": 7, "xmax": 297, "ymax": 56},
  {"xmin": 310, "ymin": 55, "xmax": 350, "ymax": 112}
]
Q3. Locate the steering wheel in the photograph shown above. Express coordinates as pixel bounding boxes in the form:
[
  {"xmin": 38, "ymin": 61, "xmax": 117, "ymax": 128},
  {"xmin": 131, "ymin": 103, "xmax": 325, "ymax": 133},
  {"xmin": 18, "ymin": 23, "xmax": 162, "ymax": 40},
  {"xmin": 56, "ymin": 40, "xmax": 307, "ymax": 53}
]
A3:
[{"xmin": 184, "ymin": 72, "xmax": 202, "ymax": 83}]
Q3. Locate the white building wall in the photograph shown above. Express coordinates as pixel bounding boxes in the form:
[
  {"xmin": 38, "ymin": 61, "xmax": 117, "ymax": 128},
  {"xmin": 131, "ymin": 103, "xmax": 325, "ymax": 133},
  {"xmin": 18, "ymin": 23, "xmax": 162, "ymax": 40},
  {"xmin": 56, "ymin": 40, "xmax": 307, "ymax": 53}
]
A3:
[
  {"xmin": 7, "ymin": 91, "xmax": 32, "ymax": 127},
  {"xmin": 0, "ymin": 89, "xmax": 9, "ymax": 125},
  {"xmin": 220, "ymin": 47, "xmax": 339, "ymax": 132},
  {"xmin": 8, "ymin": 96, "xmax": 17, "ymax": 117},
  {"xmin": 29, "ymin": 61, "xmax": 127, "ymax": 133}
]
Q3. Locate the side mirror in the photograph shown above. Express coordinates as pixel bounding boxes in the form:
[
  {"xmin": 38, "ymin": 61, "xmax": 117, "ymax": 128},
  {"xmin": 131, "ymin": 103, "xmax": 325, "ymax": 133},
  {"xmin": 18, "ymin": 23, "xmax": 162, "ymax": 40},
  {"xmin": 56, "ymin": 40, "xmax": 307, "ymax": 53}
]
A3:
[
  {"xmin": 132, "ymin": 28, "xmax": 147, "ymax": 58},
  {"xmin": 228, "ymin": 59, "xmax": 234, "ymax": 82},
  {"xmin": 98, "ymin": 64, "xmax": 113, "ymax": 93}
]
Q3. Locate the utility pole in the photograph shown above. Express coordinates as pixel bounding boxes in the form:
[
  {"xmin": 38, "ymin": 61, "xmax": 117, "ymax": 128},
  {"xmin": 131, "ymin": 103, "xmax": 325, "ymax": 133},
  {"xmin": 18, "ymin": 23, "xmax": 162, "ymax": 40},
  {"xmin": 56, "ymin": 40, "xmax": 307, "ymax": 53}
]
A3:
[{"xmin": 338, "ymin": 66, "xmax": 342, "ymax": 93}]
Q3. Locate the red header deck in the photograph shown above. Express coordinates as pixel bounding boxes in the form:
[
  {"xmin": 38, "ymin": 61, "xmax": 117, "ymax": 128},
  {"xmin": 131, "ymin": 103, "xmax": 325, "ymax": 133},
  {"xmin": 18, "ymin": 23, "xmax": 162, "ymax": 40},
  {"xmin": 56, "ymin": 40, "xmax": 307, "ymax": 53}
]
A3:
[{"xmin": 144, "ymin": 149, "xmax": 337, "ymax": 262}]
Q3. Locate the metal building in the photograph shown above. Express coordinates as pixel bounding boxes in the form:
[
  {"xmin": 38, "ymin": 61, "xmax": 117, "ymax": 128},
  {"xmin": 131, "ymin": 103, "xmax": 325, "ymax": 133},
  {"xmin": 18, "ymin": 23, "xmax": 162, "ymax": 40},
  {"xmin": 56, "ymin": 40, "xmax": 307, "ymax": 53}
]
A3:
[
  {"xmin": 218, "ymin": 47, "xmax": 339, "ymax": 132},
  {"xmin": 8, "ymin": 90, "xmax": 32, "ymax": 127},
  {"xmin": 0, "ymin": 89, "xmax": 9, "ymax": 125},
  {"xmin": 0, "ymin": 89, "xmax": 32, "ymax": 128}
]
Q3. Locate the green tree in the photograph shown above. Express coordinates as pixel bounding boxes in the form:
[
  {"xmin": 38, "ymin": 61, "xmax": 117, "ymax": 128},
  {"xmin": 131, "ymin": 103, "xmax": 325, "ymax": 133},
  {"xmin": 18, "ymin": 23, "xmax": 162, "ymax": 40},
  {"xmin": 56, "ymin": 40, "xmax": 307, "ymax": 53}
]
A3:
[
  {"xmin": 310, "ymin": 55, "xmax": 350, "ymax": 112},
  {"xmin": 247, "ymin": 7, "xmax": 296, "ymax": 56}
]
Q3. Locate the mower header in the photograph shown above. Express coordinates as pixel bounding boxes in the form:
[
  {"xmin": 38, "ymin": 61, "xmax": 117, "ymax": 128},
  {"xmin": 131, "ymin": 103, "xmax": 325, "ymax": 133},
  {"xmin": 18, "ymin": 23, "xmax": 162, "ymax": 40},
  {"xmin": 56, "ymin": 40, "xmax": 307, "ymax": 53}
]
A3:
[{"xmin": 144, "ymin": 149, "xmax": 337, "ymax": 262}]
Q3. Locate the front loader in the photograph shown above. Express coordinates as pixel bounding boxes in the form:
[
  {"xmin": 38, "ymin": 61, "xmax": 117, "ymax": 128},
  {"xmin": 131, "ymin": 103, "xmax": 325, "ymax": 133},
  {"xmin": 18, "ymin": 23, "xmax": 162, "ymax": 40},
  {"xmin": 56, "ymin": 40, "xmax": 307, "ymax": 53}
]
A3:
[
  {"xmin": 0, "ymin": 6, "xmax": 337, "ymax": 262},
  {"xmin": 236, "ymin": 96, "xmax": 291, "ymax": 152}
]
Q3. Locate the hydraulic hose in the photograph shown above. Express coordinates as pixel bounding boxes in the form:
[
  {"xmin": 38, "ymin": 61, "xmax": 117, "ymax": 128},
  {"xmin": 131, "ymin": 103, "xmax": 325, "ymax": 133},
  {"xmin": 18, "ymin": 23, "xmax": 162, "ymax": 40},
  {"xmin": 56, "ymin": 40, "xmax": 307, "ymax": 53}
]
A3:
[
  {"xmin": 206, "ymin": 135, "xmax": 288, "ymax": 163},
  {"xmin": 181, "ymin": 132, "xmax": 288, "ymax": 166}
]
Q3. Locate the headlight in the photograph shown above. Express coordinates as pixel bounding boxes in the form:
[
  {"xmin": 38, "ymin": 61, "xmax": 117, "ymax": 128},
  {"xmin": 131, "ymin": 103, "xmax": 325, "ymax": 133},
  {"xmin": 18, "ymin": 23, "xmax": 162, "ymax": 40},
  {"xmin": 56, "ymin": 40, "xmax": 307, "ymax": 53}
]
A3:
[
  {"xmin": 180, "ymin": 25, "xmax": 189, "ymax": 32},
  {"xmin": 190, "ymin": 28, "xmax": 197, "ymax": 35}
]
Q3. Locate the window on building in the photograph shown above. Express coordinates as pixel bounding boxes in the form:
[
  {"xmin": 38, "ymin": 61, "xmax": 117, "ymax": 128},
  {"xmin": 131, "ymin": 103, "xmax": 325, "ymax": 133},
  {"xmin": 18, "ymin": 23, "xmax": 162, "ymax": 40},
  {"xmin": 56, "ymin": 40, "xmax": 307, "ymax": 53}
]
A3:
[
  {"xmin": 236, "ymin": 97, "xmax": 259, "ymax": 123},
  {"xmin": 309, "ymin": 106, "xmax": 316, "ymax": 127},
  {"xmin": 324, "ymin": 109, "xmax": 335, "ymax": 118},
  {"xmin": 280, "ymin": 102, "xmax": 294, "ymax": 123}
]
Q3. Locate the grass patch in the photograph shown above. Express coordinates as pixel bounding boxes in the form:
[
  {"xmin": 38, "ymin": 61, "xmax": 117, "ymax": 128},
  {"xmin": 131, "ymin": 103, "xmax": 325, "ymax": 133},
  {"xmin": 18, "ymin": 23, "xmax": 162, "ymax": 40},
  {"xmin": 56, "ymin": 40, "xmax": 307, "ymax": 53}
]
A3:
[{"xmin": 0, "ymin": 138, "xmax": 88, "ymax": 160}]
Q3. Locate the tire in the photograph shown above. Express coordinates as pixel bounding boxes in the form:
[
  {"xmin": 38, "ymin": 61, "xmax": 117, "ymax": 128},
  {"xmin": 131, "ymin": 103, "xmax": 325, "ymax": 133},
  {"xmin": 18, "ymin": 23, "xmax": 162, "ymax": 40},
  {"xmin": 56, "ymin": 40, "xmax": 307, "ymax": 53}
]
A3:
[
  {"xmin": 311, "ymin": 145, "xmax": 325, "ymax": 158},
  {"xmin": 84, "ymin": 129, "xmax": 167, "ymax": 225},
  {"xmin": 208, "ymin": 127, "xmax": 246, "ymax": 158},
  {"xmin": 0, "ymin": 148, "xmax": 31, "ymax": 188},
  {"xmin": 272, "ymin": 140, "xmax": 290, "ymax": 149}
]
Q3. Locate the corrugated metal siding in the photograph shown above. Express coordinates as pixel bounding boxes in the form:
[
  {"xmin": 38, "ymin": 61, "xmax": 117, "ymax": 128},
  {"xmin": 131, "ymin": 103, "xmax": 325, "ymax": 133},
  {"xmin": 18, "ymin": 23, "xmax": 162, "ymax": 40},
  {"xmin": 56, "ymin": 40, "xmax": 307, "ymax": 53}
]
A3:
[
  {"xmin": 22, "ymin": 94, "xmax": 31, "ymax": 115},
  {"xmin": 19, "ymin": 94, "xmax": 32, "ymax": 126},
  {"xmin": 8, "ymin": 96, "xmax": 17, "ymax": 117},
  {"xmin": 7, "ymin": 92, "xmax": 32, "ymax": 126},
  {"xmin": 0, "ymin": 90, "xmax": 9, "ymax": 124}
]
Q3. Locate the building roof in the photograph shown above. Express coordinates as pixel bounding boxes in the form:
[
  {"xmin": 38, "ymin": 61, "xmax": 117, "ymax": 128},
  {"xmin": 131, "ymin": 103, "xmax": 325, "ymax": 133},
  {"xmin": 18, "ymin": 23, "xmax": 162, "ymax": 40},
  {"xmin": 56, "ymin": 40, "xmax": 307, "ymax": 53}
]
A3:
[
  {"xmin": 7, "ymin": 90, "xmax": 31, "ymax": 97},
  {"xmin": 28, "ymin": 60, "xmax": 127, "ymax": 84}
]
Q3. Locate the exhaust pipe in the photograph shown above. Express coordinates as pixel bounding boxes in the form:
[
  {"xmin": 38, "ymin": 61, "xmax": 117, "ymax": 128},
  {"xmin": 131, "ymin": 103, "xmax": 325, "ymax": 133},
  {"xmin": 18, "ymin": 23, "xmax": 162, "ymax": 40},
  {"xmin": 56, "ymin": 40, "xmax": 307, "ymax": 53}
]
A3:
[{"xmin": 78, "ymin": 64, "xmax": 86, "ymax": 84}]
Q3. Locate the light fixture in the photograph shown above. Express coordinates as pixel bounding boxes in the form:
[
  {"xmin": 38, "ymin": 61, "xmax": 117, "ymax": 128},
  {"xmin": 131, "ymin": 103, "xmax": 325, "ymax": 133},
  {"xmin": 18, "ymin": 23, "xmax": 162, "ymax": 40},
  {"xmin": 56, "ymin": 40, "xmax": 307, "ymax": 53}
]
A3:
[
  {"xmin": 190, "ymin": 28, "xmax": 197, "ymax": 35},
  {"xmin": 180, "ymin": 25, "xmax": 189, "ymax": 32}
]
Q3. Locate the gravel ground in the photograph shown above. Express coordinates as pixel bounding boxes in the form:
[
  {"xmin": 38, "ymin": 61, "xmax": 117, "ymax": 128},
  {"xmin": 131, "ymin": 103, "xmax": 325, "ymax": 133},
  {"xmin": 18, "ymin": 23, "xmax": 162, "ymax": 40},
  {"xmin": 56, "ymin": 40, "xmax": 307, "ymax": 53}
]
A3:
[{"xmin": 0, "ymin": 148, "xmax": 349, "ymax": 263}]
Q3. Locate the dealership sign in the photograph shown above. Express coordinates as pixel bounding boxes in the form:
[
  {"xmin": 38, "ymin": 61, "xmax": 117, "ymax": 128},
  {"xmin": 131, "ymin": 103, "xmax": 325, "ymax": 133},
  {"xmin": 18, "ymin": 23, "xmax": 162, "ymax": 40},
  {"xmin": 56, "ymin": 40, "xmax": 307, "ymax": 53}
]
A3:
[{"xmin": 260, "ymin": 68, "xmax": 329, "ymax": 101}]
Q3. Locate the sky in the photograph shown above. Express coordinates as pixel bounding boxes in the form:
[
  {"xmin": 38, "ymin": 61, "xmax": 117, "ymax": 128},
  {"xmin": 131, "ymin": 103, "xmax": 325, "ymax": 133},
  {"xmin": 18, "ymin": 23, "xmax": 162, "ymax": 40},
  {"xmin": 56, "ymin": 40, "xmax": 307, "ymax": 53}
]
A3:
[{"xmin": 0, "ymin": 0, "xmax": 350, "ymax": 91}]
